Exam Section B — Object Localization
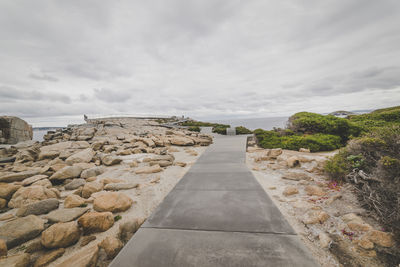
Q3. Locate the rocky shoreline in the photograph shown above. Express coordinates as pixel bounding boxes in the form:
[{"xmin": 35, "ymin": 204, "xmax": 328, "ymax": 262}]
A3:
[{"xmin": 0, "ymin": 118, "xmax": 212, "ymax": 266}]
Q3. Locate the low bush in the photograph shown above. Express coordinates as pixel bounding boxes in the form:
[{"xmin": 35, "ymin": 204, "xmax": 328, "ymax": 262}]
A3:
[
  {"xmin": 325, "ymin": 125, "xmax": 400, "ymax": 241},
  {"xmin": 212, "ymin": 125, "xmax": 228, "ymax": 135},
  {"xmin": 235, "ymin": 126, "xmax": 252, "ymax": 135},
  {"xmin": 288, "ymin": 112, "xmax": 362, "ymax": 142},
  {"xmin": 254, "ymin": 129, "xmax": 342, "ymax": 152},
  {"xmin": 188, "ymin": 126, "xmax": 200, "ymax": 132}
]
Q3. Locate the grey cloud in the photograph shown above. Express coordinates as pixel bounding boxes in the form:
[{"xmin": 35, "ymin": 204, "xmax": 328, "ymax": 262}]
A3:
[
  {"xmin": 93, "ymin": 88, "xmax": 132, "ymax": 103},
  {"xmin": 29, "ymin": 73, "xmax": 58, "ymax": 82},
  {"xmin": 0, "ymin": 85, "xmax": 71, "ymax": 103}
]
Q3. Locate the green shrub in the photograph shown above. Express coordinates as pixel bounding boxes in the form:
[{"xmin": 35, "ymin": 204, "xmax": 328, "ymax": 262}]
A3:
[
  {"xmin": 324, "ymin": 149, "xmax": 351, "ymax": 180},
  {"xmin": 188, "ymin": 126, "xmax": 200, "ymax": 132},
  {"xmin": 288, "ymin": 112, "xmax": 361, "ymax": 142},
  {"xmin": 180, "ymin": 120, "xmax": 230, "ymax": 128},
  {"xmin": 235, "ymin": 126, "xmax": 252, "ymax": 135},
  {"xmin": 254, "ymin": 129, "xmax": 341, "ymax": 152},
  {"xmin": 212, "ymin": 125, "xmax": 228, "ymax": 135}
]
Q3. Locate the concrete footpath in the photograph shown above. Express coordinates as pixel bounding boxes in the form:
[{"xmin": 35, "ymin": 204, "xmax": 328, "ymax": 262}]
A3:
[{"xmin": 110, "ymin": 135, "xmax": 318, "ymax": 267}]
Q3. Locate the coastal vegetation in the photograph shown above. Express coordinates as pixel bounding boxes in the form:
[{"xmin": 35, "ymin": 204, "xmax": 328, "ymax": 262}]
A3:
[{"xmin": 179, "ymin": 120, "xmax": 252, "ymax": 135}]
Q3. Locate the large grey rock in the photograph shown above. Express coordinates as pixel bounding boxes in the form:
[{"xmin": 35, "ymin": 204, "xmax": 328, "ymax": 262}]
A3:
[
  {"xmin": 0, "ymin": 215, "xmax": 45, "ymax": 248},
  {"xmin": 65, "ymin": 179, "xmax": 86, "ymax": 190},
  {"xmin": 46, "ymin": 207, "xmax": 90, "ymax": 223},
  {"xmin": 17, "ymin": 198, "xmax": 59, "ymax": 217},
  {"xmin": 65, "ymin": 148, "xmax": 95, "ymax": 165},
  {"xmin": 50, "ymin": 165, "xmax": 83, "ymax": 181},
  {"xmin": 0, "ymin": 169, "xmax": 41, "ymax": 183},
  {"xmin": 0, "ymin": 116, "xmax": 32, "ymax": 144}
]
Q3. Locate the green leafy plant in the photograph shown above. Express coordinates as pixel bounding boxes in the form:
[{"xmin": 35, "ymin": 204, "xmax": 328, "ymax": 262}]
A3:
[
  {"xmin": 114, "ymin": 215, "xmax": 122, "ymax": 221},
  {"xmin": 188, "ymin": 126, "xmax": 201, "ymax": 132}
]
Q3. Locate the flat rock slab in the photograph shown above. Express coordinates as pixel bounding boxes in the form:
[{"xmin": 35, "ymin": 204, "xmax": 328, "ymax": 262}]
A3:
[
  {"xmin": 46, "ymin": 207, "xmax": 90, "ymax": 223},
  {"xmin": 143, "ymin": 189, "xmax": 294, "ymax": 234},
  {"xmin": 110, "ymin": 228, "xmax": 318, "ymax": 267}
]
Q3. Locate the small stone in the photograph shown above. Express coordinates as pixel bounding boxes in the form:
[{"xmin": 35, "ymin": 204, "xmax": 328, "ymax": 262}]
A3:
[
  {"xmin": 33, "ymin": 248, "xmax": 65, "ymax": 267},
  {"xmin": 0, "ymin": 198, "xmax": 7, "ymax": 209},
  {"xmin": 50, "ymin": 165, "xmax": 83, "ymax": 181},
  {"xmin": 41, "ymin": 221, "xmax": 81, "ymax": 249},
  {"xmin": 268, "ymin": 186, "xmax": 277, "ymax": 190},
  {"xmin": 0, "ymin": 213, "xmax": 14, "ymax": 221},
  {"xmin": 303, "ymin": 210, "xmax": 330, "ymax": 224},
  {"xmin": 355, "ymin": 236, "xmax": 374, "ymax": 250},
  {"xmin": 25, "ymin": 240, "xmax": 43, "ymax": 253},
  {"xmin": 93, "ymin": 192, "xmax": 133, "ymax": 213},
  {"xmin": 82, "ymin": 181, "xmax": 103, "ymax": 198},
  {"xmin": 305, "ymin": 185, "xmax": 326, "ymax": 196},
  {"xmin": 287, "ymin": 156, "xmax": 300, "ymax": 168},
  {"xmin": 282, "ymin": 172, "xmax": 312, "ymax": 181},
  {"xmin": 77, "ymin": 211, "xmax": 114, "ymax": 234},
  {"xmin": 282, "ymin": 186, "xmax": 299, "ymax": 196},
  {"xmin": 174, "ymin": 162, "xmax": 187, "ymax": 167},
  {"xmin": 135, "ymin": 164, "xmax": 162, "ymax": 174},
  {"xmin": 104, "ymin": 183, "xmax": 139, "ymax": 191},
  {"xmin": 80, "ymin": 235, "xmax": 96, "ymax": 247},
  {"xmin": 81, "ymin": 166, "xmax": 105, "ymax": 179},
  {"xmin": 98, "ymin": 236, "xmax": 123, "ymax": 259},
  {"xmin": 65, "ymin": 179, "xmax": 86, "ymax": 190},
  {"xmin": 46, "ymin": 207, "xmax": 90, "ymax": 223},
  {"xmin": 101, "ymin": 155, "xmax": 122, "ymax": 166},
  {"xmin": 64, "ymin": 194, "xmax": 86, "ymax": 208},
  {"xmin": 0, "ymin": 183, "xmax": 21, "ymax": 199},
  {"xmin": 299, "ymin": 148, "xmax": 311, "ymax": 153},
  {"xmin": 319, "ymin": 232, "xmax": 331, "ymax": 248}
]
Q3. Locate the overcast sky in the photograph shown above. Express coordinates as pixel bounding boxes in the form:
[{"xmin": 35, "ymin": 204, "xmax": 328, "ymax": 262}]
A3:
[{"xmin": 1, "ymin": 0, "xmax": 400, "ymax": 126}]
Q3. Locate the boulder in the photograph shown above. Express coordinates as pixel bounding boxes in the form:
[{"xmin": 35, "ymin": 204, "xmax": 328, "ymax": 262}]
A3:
[
  {"xmin": 169, "ymin": 136, "xmax": 195, "ymax": 146},
  {"xmin": 304, "ymin": 185, "xmax": 326, "ymax": 196},
  {"xmin": 104, "ymin": 183, "xmax": 139, "ymax": 191},
  {"xmin": 80, "ymin": 235, "xmax": 96, "ymax": 247},
  {"xmin": 135, "ymin": 164, "xmax": 162, "ymax": 174},
  {"xmin": 99, "ymin": 236, "xmax": 123, "ymax": 259},
  {"xmin": 82, "ymin": 181, "xmax": 103, "ymax": 198},
  {"xmin": 149, "ymin": 160, "xmax": 172, "ymax": 167},
  {"xmin": 64, "ymin": 194, "xmax": 85, "ymax": 208},
  {"xmin": 101, "ymin": 155, "xmax": 122, "ymax": 166},
  {"xmin": 282, "ymin": 186, "xmax": 299, "ymax": 196},
  {"xmin": 21, "ymin": 175, "xmax": 48, "ymax": 186},
  {"xmin": 0, "ymin": 183, "xmax": 21, "ymax": 200},
  {"xmin": 8, "ymin": 186, "xmax": 60, "ymax": 208},
  {"xmin": 0, "ymin": 253, "xmax": 30, "ymax": 267},
  {"xmin": 33, "ymin": 248, "xmax": 65, "ymax": 267},
  {"xmin": 174, "ymin": 161, "xmax": 187, "ymax": 167},
  {"xmin": 38, "ymin": 150, "xmax": 59, "ymax": 160},
  {"xmin": 57, "ymin": 245, "xmax": 98, "ymax": 267},
  {"xmin": 0, "ymin": 169, "xmax": 40, "ymax": 183},
  {"xmin": 65, "ymin": 148, "xmax": 95, "ymax": 165},
  {"xmin": 46, "ymin": 207, "xmax": 90, "ymax": 223},
  {"xmin": 281, "ymin": 172, "xmax": 312, "ymax": 181},
  {"xmin": 93, "ymin": 192, "xmax": 133, "ymax": 212},
  {"xmin": 65, "ymin": 179, "xmax": 86, "ymax": 190},
  {"xmin": 16, "ymin": 198, "xmax": 59, "ymax": 217},
  {"xmin": 41, "ymin": 222, "xmax": 81, "ymax": 248},
  {"xmin": 50, "ymin": 165, "xmax": 83, "ymax": 181},
  {"xmin": 77, "ymin": 212, "xmax": 114, "ymax": 234},
  {"xmin": 299, "ymin": 148, "xmax": 311, "ymax": 153},
  {"xmin": 0, "ymin": 215, "xmax": 45, "ymax": 248},
  {"xmin": 32, "ymin": 179, "xmax": 52, "ymax": 188},
  {"xmin": 0, "ymin": 116, "xmax": 32, "ymax": 144},
  {"xmin": 81, "ymin": 166, "xmax": 105, "ymax": 179},
  {"xmin": 15, "ymin": 147, "xmax": 39, "ymax": 163}
]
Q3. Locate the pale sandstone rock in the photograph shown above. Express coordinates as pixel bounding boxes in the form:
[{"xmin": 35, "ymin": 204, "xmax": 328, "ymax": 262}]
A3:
[
  {"xmin": 100, "ymin": 178, "xmax": 125, "ymax": 185},
  {"xmin": 80, "ymin": 235, "xmax": 96, "ymax": 247},
  {"xmin": 287, "ymin": 156, "xmax": 300, "ymax": 168},
  {"xmin": 0, "ymin": 183, "xmax": 21, "ymax": 199},
  {"xmin": 57, "ymin": 245, "xmax": 98, "ymax": 267},
  {"xmin": 304, "ymin": 185, "xmax": 326, "ymax": 196},
  {"xmin": 98, "ymin": 236, "xmax": 123, "ymax": 259},
  {"xmin": 318, "ymin": 232, "xmax": 331, "ymax": 248},
  {"xmin": 169, "ymin": 136, "xmax": 195, "ymax": 146},
  {"xmin": 93, "ymin": 192, "xmax": 133, "ymax": 212},
  {"xmin": 118, "ymin": 218, "xmax": 145, "ymax": 243},
  {"xmin": 21, "ymin": 175, "xmax": 48, "ymax": 186},
  {"xmin": 299, "ymin": 148, "xmax": 311, "ymax": 153},
  {"xmin": 77, "ymin": 211, "xmax": 114, "ymax": 234},
  {"xmin": 104, "ymin": 183, "xmax": 139, "ymax": 191},
  {"xmin": 8, "ymin": 186, "xmax": 60, "ymax": 208},
  {"xmin": 38, "ymin": 150, "xmax": 59, "ymax": 160},
  {"xmin": 50, "ymin": 165, "xmax": 83, "ymax": 181},
  {"xmin": 46, "ymin": 207, "xmax": 89, "ymax": 223},
  {"xmin": 281, "ymin": 172, "xmax": 312, "ymax": 181},
  {"xmin": 32, "ymin": 179, "xmax": 52, "ymax": 188},
  {"xmin": 174, "ymin": 161, "xmax": 187, "ymax": 167},
  {"xmin": 0, "ymin": 169, "xmax": 40, "ymax": 183},
  {"xmin": 82, "ymin": 181, "xmax": 103, "ymax": 198},
  {"xmin": 81, "ymin": 166, "xmax": 105, "ymax": 179},
  {"xmin": 65, "ymin": 148, "xmax": 95, "ymax": 165},
  {"xmin": 41, "ymin": 222, "xmax": 81, "ymax": 249},
  {"xmin": 0, "ymin": 238, "xmax": 7, "ymax": 257},
  {"xmin": 0, "ymin": 253, "xmax": 30, "ymax": 267},
  {"xmin": 364, "ymin": 230, "xmax": 394, "ymax": 247},
  {"xmin": 33, "ymin": 248, "xmax": 65, "ymax": 267},
  {"xmin": 303, "ymin": 210, "xmax": 330, "ymax": 224},
  {"xmin": 0, "ymin": 215, "xmax": 45, "ymax": 248},
  {"xmin": 354, "ymin": 236, "xmax": 374, "ymax": 250},
  {"xmin": 101, "ymin": 155, "xmax": 122, "ymax": 166},
  {"xmin": 135, "ymin": 164, "xmax": 162, "ymax": 174},
  {"xmin": 64, "ymin": 194, "xmax": 86, "ymax": 208},
  {"xmin": 65, "ymin": 179, "xmax": 86, "ymax": 190},
  {"xmin": 16, "ymin": 198, "xmax": 59, "ymax": 216},
  {"xmin": 282, "ymin": 186, "xmax": 299, "ymax": 196}
]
